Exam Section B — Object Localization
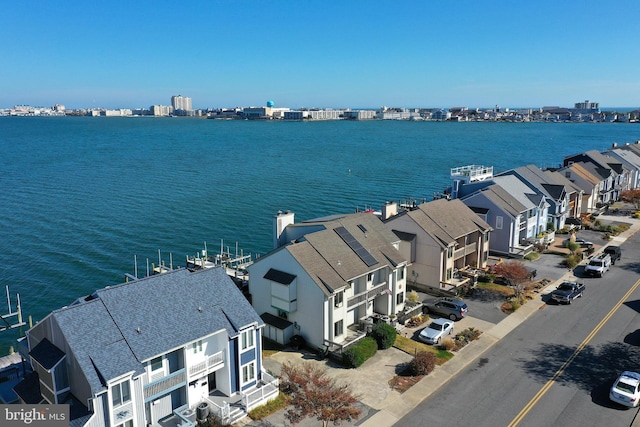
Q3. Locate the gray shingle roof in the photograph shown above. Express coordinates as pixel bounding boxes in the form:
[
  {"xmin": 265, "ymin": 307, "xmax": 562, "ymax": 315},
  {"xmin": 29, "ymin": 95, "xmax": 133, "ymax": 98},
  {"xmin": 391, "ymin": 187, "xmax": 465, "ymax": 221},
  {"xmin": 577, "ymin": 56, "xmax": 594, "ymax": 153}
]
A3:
[
  {"xmin": 283, "ymin": 212, "xmax": 406, "ymax": 294},
  {"xmin": 405, "ymin": 199, "xmax": 492, "ymax": 248},
  {"xmin": 42, "ymin": 267, "xmax": 261, "ymax": 394}
]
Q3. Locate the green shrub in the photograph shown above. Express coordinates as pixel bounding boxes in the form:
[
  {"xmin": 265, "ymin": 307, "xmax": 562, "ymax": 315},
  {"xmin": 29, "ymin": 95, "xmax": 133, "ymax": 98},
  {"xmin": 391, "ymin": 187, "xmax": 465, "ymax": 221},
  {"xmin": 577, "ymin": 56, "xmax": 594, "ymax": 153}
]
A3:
[
  {"xmin": 247, "ymin": 392, "xmax": 289, "ymax": 420},
  {"xmin": 524, "ymin": 252, "xmax": 540, "ymax": 261},
  {"xmin": 565, "ymin": 241, "xmax": 580, "ymax": 253},
  {"xmin": 562, "ymin": 254, "xmax": 582, "ymax": 269},
  {"xmin": 342, "ymin": 337, "xmax": 377, "ymax": 368},
  {"xmin": 370, "ymin": 322, "xmax": 397, "ymax": 349},
  {"xmin": 409, "ymin": 351, "xmax": 437, "ymax": 376}
]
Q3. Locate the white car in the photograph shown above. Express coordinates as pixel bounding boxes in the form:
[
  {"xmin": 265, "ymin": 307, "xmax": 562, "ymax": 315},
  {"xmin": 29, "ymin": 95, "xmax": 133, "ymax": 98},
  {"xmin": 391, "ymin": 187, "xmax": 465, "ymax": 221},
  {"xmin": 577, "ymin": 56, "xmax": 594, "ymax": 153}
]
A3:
[
  {"xmin": 418, "ymin": 318, "xmax": 454, "ymax": 345},
  {"xmin": 610, "ymin": 371, "xmax": 640, "ymax": 407}
]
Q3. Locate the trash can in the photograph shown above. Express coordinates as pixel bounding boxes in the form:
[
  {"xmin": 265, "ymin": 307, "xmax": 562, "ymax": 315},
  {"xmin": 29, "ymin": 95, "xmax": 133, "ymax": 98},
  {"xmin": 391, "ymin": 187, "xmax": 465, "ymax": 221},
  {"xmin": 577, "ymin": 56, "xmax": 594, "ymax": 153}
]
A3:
[{"xmin": 196, "ymin": 402, "xmax": 209, "ymax": 421}]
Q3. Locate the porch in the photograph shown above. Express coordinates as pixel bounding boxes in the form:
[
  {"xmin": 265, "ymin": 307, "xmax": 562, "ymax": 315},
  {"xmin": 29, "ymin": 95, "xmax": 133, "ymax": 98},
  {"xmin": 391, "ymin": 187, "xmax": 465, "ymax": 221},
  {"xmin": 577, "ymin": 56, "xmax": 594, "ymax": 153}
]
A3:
[{"xmin": 153, "ymin": 372, "xmax": 279, "ymax": 427}]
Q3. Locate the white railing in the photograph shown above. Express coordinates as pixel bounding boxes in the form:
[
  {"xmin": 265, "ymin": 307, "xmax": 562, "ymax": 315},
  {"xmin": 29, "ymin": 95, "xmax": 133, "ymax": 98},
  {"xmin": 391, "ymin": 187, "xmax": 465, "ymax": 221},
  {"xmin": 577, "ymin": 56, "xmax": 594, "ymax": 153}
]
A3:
[
  {"xmin": 188, "ymin": 351, "xmax": 224, "ymax": 378},
  {"xmin": 242, "ymin": 372, "xmax": 280, "ymax": 412}
]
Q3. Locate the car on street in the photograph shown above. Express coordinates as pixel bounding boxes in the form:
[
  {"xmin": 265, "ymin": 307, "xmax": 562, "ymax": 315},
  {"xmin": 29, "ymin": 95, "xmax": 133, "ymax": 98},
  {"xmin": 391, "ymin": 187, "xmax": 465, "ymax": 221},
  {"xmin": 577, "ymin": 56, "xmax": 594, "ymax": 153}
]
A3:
[
  {"xmin": 550, "ymin": 281, "xmax": 585, "ymax": 304},
  {"xmin": 604, "ymin": 245, "xmax": 622, "ymax": 265},
  {"xmin": 610, "ymin": 371, "xmax": 640, "ymax": 407},
  {"xmin": 584, "ymin": 254, "xmax": 611, "ymax": 277},
  {"xmin": 419, "ymin": 318, "xmax": 454, "ymax": 345},
  {"xmin": 422, "ymin": 298, "xmax": 468, "ymax": 320}
]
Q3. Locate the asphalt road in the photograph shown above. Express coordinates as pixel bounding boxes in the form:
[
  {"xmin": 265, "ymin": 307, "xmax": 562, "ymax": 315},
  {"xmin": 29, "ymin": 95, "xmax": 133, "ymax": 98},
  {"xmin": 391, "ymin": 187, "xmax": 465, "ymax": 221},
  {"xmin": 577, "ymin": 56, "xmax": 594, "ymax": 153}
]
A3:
[{"xmin": 398, "ymin": 232, "xmax": 640, "ymax": 427}]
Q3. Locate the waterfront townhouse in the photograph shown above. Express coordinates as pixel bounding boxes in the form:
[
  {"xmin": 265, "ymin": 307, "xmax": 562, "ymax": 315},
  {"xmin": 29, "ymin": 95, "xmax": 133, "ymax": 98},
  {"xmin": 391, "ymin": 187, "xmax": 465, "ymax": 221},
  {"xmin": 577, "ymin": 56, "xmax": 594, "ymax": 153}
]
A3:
[
  {"xmin": 380, "ymin": 199, "xmax": 492, "ymax": 295},
  {"xmin": 14, "ymin": 267, "xmax": 276, "ymax": 427},
  {"xmin": 604, "ymin": 145, "xmax": 640, "ymax": 190},
  {"xmin": 564, "ymin": 150, "xmax": 630, "ymax": 203},
  {"xmin": 248, "ymin": 211, "xmax": 408, "ymax": 353},
  {"xmin": 497, "ymin": 165, "xmax": 571, "ymax": 231},
  {"xmin": 460, "ymin": 182, "xmax": 541, "ymax": 257},
  {"xmin": 556, "ymin": 162, "xmax": 602, "ymax": 214},
  {"xmin": 543, "ymin": 170, "xmax": 585, "ymax": 219}
]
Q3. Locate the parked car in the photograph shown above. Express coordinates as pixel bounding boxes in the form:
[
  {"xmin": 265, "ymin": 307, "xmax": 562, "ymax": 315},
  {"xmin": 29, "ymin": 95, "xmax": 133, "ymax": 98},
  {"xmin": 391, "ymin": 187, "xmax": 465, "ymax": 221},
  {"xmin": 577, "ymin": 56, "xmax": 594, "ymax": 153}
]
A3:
[
  {"xmin": 419, "ymin": 318, "xmax": 454, "ymax": 345},
  {"xmin": 563, "ymin": 236, "xmax": 594, "ymax": 248},
  {"xmin": 550, "ymin": 281, "xmax": 585, "ymax": 304},
  {"xmin": 422, "ymin": 298, "xmax": 468, "ymax": 320},
  {"xmin": 610, "ymin": 371, "xmax": 640, "ymax": 407},
  {"xmin": 584, "ymin": 254, "xmax": 611, "ymax": 277},
  {"xmin": 604, "ymin": 245, "xmax": 622, "ymax": 265}
]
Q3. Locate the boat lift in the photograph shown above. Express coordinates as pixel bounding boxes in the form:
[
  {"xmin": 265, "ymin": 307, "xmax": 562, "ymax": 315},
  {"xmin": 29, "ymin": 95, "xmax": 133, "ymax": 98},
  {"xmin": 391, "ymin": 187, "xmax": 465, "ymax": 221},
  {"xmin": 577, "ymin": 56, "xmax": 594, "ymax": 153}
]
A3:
[{"xmin": 0, "ymin": 285, "xmax": 26, "ymax": 332}]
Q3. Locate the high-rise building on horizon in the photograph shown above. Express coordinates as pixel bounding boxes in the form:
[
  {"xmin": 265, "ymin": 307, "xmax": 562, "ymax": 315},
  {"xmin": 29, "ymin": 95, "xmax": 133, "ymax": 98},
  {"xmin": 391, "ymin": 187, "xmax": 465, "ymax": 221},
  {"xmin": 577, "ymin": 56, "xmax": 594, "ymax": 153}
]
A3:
[{"xmin": 171, "ymin": 95, "xmax": 192, "ymax": 112}]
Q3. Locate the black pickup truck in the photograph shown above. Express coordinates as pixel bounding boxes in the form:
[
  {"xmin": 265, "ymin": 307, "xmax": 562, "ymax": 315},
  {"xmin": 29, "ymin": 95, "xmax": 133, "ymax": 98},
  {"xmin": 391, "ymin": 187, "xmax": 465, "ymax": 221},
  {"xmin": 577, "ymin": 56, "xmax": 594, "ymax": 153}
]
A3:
[
  {"xmin": 604, "ymin": 245, "xmax": 622, "ymax": 265},
  {"xmin": 551, "ymin": 281, "xmax": 585, "ymax": 304}
]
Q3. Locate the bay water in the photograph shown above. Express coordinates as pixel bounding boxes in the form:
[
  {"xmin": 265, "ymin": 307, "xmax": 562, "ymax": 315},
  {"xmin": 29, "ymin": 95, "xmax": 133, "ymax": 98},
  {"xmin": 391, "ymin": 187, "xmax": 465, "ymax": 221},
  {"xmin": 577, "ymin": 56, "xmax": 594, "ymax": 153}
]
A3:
[{"xmin": 0, "ymin": 117, "xmax": 638, "ymax": 353}]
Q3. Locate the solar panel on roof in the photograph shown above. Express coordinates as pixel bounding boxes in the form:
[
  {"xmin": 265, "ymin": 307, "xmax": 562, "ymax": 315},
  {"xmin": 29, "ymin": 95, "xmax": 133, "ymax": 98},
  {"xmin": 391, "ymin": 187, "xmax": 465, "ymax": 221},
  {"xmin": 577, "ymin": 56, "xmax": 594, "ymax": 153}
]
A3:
[{"xmin": 335, "ymin": 226, "xmax": 378, "ymax": 267}]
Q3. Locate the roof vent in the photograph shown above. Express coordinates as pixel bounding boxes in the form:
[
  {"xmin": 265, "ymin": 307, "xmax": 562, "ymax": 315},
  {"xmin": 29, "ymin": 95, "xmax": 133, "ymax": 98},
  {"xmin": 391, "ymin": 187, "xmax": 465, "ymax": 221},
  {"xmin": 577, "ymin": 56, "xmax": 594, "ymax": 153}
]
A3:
[
  {"xmin": 197, "ymin": 306, "xmax": 203, "ymax": 312},
  {"xmin": 136, "ymin": 327, "xmax": 141, "ymax": 334}
]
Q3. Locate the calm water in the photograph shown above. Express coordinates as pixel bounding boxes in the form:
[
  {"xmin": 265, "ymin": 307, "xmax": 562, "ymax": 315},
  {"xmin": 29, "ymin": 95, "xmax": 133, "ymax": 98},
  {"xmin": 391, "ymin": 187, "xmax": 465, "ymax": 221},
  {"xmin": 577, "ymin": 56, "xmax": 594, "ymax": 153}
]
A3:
[{"xmin": 0, "ymin": 117, "xmax": 638, "ymax": 352}]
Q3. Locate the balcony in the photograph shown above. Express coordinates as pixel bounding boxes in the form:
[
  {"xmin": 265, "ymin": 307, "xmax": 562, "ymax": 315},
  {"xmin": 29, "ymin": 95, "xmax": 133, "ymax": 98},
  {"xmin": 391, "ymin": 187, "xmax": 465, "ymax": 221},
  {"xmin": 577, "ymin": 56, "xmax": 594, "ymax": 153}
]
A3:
[
  {"xmin": 188, "ymin": 351, "xmax": 224, "ymax": 379},
  {"xmin": 453, "ymin": 242, "xmax": 477, "ymax": 260},
  {"xmin": 144, "ymin": 368, "xmax": 186, "ymax": 401},
  {"xmin": 346, "ymin": 282, "xmax": 388, "ymax": 308}
]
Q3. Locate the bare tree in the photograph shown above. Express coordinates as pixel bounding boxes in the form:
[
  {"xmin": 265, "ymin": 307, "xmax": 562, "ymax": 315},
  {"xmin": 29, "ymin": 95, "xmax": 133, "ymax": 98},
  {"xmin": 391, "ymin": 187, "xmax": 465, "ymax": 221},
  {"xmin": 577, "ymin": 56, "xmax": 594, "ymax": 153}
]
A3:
[
  {"xmin": 493, "ymin": 260, "xmax": 532, "ymax": 299},
  {"xmin": 621, "ymin": 189, "xmax": 640, "ymax": 210},
  {"xmin": 280, "ymin": 362, "xmax": 362, "ymax": 427}
]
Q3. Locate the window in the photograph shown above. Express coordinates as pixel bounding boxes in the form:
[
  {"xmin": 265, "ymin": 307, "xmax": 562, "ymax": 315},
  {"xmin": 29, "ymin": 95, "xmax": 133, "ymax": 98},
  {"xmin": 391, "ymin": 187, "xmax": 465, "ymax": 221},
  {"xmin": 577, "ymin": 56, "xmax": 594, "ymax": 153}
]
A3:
[
  {"xmin": 116, "ymin": 421, "xmax": 133, "ymax": 427},
  {"xmin": 192, "ymin": 340, "xmax": 202, "ymax": 354},
  {"xmin": 398, "ymin": 267, "xmax": 405, "ymax": 280},
  {"xmin": 150, "ymin": 357, "xmax": 162, "ymax": 372},
  {"xmin": 495, "ymin": 216, "xmax": 503, "ymax": 230},
  {"xmin": 334, "ymin": 291, "xmax": 343, "ymax": 308},
  {"xmin": 446, "ymin": 268, "xmax": 453, "ymax": 280},
  {"xmin": 241, "ymin": 329, "xmax": 254, "ymax": 350},
  {"xmin": 334, "ymin": 320, "xmax": 344, "ymax": 337},
  {"xmin": 112, "ymin": 380, "xmax": 131, "ymax": 407},
  {"xmin": 242, "ymin": 362, "xmax": 255, "ymax": 384},
  {"xmin": 396, "ymin": 292, "xmax": 404, "ymax": 305},
  {"xmin": 367, "ymin": 273, "xmax": 373, "ymax": 282},
  {"xmin": 447, "ymin": 246, "xmax": 453, "ymax": 258}
]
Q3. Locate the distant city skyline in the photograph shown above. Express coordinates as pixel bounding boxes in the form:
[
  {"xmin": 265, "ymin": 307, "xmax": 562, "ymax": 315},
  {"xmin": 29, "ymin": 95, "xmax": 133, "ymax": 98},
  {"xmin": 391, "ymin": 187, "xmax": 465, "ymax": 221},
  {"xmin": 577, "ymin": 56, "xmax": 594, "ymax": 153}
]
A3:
[{"xmin": 2, "ymin": 1, "xmax": 639, "ymax": 109}]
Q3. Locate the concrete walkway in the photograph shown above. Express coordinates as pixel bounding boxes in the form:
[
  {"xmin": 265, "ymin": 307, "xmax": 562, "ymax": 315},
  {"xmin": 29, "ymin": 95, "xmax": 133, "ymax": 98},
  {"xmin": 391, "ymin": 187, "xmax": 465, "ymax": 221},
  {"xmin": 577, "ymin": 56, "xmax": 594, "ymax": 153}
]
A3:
[{"xmin": 241, "ymin": 213, "xmax": 640, "ymax": 427}]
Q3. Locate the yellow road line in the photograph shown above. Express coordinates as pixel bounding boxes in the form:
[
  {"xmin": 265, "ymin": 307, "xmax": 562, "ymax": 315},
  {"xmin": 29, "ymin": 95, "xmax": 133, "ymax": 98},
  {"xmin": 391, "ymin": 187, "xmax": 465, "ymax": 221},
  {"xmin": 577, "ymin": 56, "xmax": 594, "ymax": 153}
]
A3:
[{"xmin": 509, "ymin": 278, "xmax": 640, "ymax": 427}]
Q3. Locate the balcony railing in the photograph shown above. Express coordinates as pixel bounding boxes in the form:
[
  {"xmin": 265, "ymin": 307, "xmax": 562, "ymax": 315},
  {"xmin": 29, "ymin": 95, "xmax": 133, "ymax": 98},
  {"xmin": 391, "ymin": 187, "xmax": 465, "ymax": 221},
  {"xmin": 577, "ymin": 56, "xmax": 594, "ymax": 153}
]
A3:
[
  {"xmin": 188, "ymin": 351, "xmax": 224, "ymax": 379},
  {"xmin": 347, "ymin": 282, "xmax": 388, "ymax": 308},
  {"xmin": 453, "ymin": 242, "xmax": 477, "ymax": 259},
  {"xmin": 144, "ymin": 368, "xmax": 186, "ymax": 400}
]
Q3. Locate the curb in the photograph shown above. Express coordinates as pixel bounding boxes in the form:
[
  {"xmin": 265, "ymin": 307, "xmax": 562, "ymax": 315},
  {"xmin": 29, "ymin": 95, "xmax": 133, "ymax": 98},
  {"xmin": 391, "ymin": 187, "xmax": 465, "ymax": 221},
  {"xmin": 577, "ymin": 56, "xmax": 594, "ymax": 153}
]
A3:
[{"xmin": 361, "ymin": 215, "xmax": 640, "ymax": 427}]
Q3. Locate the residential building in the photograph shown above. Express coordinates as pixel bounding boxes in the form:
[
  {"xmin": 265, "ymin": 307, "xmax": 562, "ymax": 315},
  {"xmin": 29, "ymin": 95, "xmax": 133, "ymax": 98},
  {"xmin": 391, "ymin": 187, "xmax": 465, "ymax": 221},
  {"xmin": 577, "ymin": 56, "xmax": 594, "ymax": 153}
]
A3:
[
  {"xmin": 381, "ymin": 199, "xmax": 492, "ymax": 295},
  {"xmin": 556, "ymin": 162, "xmax": 602, "ymax": 214},
  {"xmin": 564, "ymin": 150, "xmax": 631, "ymax": 202},
  {"xmin": 497, "ymin": 165, "xmax": 571, "ymax": 231},
  {"xmin": 460, "ymin": 183, "xmax": 538, "ymax": 257},
  {"xmin": 13, "ymin": 267, "xmax": 277, "ymax": 426},
  {"xmin": 171, "ymin": 95, "xmax": 192, "ymax": 112},
  {"xmin": 249, "ymin": 211, "xmax": 408, "ymax": 352}
]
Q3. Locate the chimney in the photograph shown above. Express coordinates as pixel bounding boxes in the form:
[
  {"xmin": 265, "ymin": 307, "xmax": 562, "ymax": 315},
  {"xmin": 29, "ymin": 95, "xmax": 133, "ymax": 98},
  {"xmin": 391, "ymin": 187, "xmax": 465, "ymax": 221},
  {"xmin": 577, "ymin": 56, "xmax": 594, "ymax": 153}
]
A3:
[
  {"xmin": 381, "ymin": 201, "xmax": 398, "ymax": 220},
  {"xmin": 273, "ymin": 210, "xmax": 295, "ymax": 249}
]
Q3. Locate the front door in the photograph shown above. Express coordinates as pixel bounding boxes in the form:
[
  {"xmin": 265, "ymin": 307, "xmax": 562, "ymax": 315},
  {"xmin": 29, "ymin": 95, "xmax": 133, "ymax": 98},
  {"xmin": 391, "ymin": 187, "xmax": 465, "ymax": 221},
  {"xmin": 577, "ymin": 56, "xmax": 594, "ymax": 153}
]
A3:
[{"xmin": 208, "ymin": 372, "xmax": 216, "ymax": 393}]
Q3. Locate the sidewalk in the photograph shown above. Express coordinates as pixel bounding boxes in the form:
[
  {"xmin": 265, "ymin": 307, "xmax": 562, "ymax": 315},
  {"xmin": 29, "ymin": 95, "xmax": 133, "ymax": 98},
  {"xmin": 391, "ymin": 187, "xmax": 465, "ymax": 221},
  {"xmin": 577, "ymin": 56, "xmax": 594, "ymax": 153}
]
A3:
[{"xmin": 244, "ymin": 214, "xmax": 640, "ymax": 427}]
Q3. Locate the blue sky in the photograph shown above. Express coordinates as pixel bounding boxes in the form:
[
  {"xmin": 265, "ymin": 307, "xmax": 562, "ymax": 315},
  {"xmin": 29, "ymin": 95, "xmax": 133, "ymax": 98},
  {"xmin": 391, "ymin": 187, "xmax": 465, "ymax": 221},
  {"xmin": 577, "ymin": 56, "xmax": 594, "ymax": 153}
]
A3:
[{"xmin": 2, "ymin": 1, "xmax": 639, "ymax": 109}]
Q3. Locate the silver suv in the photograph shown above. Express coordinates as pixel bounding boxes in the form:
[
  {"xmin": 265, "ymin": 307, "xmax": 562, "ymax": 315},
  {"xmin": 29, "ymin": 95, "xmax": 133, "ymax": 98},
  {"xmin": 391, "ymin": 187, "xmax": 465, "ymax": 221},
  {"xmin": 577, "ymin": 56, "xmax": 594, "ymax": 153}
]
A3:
[{"xmin": 422, "ymin": 298, "xmax": 468, "ymax": 321}]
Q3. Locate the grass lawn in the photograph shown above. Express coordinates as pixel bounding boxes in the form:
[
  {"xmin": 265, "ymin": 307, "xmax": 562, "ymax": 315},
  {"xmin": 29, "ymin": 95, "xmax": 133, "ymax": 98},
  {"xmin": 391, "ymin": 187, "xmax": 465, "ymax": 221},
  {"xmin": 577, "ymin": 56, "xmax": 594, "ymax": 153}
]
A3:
[
  {"xmin": 393, "ymin": 335, "xmax": 453, "ymax": 364},
  {"xmin": 476, "ymin": 281, "xmax": 515, "ymax": 296}
]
